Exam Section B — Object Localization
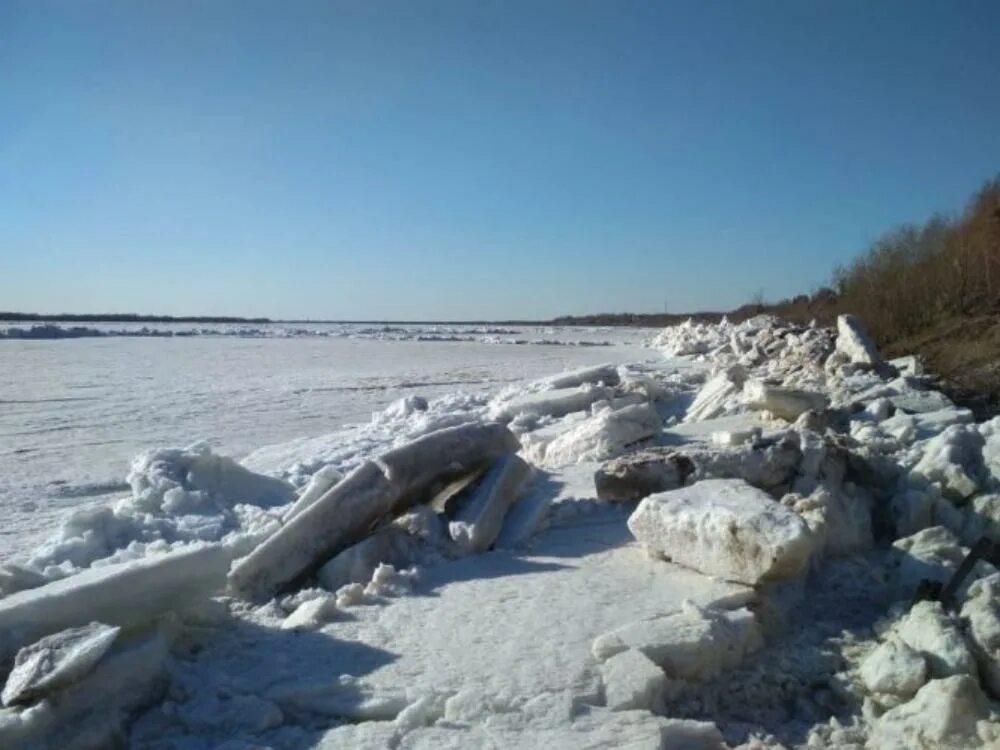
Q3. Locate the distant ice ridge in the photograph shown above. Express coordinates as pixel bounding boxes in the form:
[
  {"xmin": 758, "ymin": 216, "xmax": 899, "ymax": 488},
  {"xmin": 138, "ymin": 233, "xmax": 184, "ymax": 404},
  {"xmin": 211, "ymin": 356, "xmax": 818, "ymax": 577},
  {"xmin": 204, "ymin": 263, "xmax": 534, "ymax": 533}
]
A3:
[{"xmin": 0, "ymin": 322, "xmax": 619, "ymax": 346}]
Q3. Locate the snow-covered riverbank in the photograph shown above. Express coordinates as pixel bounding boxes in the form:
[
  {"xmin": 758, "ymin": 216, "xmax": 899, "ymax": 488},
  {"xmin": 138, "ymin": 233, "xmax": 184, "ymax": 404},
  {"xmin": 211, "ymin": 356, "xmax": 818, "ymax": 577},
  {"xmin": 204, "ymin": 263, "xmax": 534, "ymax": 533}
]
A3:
[{"xmin": 1, "ymin": 315, "xmax": 999, "ymax": 749}]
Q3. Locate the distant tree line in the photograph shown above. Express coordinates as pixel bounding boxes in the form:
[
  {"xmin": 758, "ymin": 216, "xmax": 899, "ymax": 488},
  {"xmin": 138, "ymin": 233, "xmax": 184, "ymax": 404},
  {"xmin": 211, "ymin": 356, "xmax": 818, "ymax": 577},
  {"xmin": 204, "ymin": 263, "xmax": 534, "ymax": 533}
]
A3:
[
  {"xmin": 771, "ymin": 175, "xmax": 1000, "ymax": 412},
  {"xmin": 0, "ymin": 313, "xmax": 273, "ymax": 324},
  {"xmin": 557, "ymin": 175, "xmax": 1000, "ymax": 412},
  {"xmin": 766, "ymin": 175, "xmax": 1000, "ymax": 336},
  {"xmin": 561, "ymin": 175, "xmax": 1000, "ymax": 337}
]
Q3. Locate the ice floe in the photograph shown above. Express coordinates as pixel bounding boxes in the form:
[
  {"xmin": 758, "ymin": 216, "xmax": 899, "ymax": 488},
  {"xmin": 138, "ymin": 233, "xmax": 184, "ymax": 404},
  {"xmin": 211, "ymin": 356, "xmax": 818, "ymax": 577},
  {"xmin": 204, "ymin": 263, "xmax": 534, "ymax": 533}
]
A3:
[{"xmin": 628, "ymin": 479, "xmax": 815, "ymax": 585}]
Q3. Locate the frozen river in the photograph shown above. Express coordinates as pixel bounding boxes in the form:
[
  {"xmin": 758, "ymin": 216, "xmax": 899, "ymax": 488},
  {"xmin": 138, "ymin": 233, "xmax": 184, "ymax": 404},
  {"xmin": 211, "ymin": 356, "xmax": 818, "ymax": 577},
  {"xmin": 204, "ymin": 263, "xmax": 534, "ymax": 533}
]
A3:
[{"xmin": 0, "ymin": 324, "xmax": 654, "ymax": 561}]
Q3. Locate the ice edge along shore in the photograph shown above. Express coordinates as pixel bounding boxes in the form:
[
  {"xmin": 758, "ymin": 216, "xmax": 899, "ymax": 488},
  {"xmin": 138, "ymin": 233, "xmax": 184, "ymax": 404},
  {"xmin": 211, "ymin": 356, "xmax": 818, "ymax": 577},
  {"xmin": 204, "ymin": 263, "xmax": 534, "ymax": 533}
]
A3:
[{"xmin": 2, "ymin": 313, "xmax": 1000, "ymax": 749}]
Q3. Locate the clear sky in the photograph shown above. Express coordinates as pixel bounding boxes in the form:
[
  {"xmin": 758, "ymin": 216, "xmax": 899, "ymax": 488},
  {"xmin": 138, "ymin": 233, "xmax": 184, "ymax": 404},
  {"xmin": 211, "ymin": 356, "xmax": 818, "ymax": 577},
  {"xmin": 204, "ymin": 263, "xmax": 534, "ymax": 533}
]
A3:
[{"xmin": 2, "ymin": 1, "xmax": 999, "ymax": 321}]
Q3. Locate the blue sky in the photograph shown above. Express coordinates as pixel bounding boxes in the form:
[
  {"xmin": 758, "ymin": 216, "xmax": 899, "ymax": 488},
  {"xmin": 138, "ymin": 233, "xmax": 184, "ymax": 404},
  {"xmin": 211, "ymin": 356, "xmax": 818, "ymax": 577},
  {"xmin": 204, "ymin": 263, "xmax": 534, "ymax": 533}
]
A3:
[{"xmin": 2, "ymin": 1, "xmax": 999, "ymax": 320}]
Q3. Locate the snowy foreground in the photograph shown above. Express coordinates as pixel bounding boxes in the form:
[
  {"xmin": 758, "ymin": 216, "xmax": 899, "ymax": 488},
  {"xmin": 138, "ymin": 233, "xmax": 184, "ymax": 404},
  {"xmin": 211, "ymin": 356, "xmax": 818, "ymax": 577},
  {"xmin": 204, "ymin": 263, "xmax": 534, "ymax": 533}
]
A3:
[{"xmin": 2, "ymin": 315, "xmax": 1000, "ymax": 749}]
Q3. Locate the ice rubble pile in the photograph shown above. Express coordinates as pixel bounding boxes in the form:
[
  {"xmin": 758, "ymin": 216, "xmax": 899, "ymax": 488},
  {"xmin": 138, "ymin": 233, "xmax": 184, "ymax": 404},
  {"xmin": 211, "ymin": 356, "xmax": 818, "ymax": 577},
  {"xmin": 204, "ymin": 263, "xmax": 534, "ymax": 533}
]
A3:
[
  {"xmin": 628, "ymin": 479, "xmax": 815, "ymax": 586},
  {"xmin": 651, "ymin": 314, "xmax": 837, "ymax": 386},
  {"xmin": 0, "ymin": 544, "xmax": 230, "ymax": 748},
  {"xmin": 0, "ymin": 412, "xmax": 548, "ymax": 746},
  {"xmin": 794, "ymin": 584, "xmax": 1000, "ymax": 750},
  {"xmin": 0, "ymin": 358, "xmax": 693, "ymax": 748},
  {"xmin": 2, "ymin": 313, "xmax": 1000, "ymax": 749},
  {"xmin": 610, "ymin": 313, "xmax": 1000, "ymax": 747},
  {"xmin": 8, "ymin": 443, "xmax": 297, "ymax": 583},
  {"xmin": 227, "ymin": 420, "xmax": 523, "ymax": 600}
]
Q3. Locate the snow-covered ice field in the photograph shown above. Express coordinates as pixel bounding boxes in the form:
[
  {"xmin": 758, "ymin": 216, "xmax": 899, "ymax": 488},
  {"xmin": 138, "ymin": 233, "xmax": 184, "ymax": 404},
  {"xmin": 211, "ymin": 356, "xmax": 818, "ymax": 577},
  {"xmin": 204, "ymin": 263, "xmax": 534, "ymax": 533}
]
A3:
[
  {"xmin": 2, "ymin": 315, "xmax": 1000, "ymax": 750},
  {"xmin": 0, "ymin": 324, "xmax": 650, "ymax": 561}
]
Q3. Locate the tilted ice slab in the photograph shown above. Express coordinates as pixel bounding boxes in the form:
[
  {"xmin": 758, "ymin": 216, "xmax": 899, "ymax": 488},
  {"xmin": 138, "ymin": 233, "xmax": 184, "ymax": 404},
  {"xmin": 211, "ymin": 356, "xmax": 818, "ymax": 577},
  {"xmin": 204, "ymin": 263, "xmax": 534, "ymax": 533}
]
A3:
[
  {"xmin": 523, "ymin": 402, "xmax": 662, "ymax": 469},
  {"xmin": 599, "ymin": 648, "xmax": 670, "ymax": 712},
  {"xmin": 228, "ymin": 422, "xmax": 519, "ymax": 600},
  {"xmin": 1, "ymin": 622, "xmax": 120, "ymax": 706},
  {"xmin": 543, "ymin": 363, "xmax": 621, "ymax": 390},
  {"xmin": 283, "ymin": 465, "xmax": 343, "ymax": 522},
  {"xmin": 494, "ymin": 462, "xmax": 602, "ymax": 549},
  {"xmin": 881, "ymin": 407, "xmax": 975, "ymax": 447},
  {"xmin": 449, "ymin": 455, "xmax": 532, "ymax": 553},
  {"xmin": 628, "ymin": 479, "xmax": 815, "ymax": 585},
  {"xmin": 685, "ymin": 366, "xmax": 745, "ymax": 422},
  {"xmin": 835, "ymin": 313, "xmax": 883, "ymax": 367},
  {"xmin": 490, "ymin": 386, "xmax": 612, "ymax": 421},
  {"xmin": 0, "ymin": 544, "xmax": 229, "ymax": 662},
  {"xmin": 844, "ymin": 376, "xmax": 954, "ymax": 415},
  {"xmin": 742, "ymin": 380, "xmax": 829, "ymax": 422},
  {"xmin": 316, "ymin": 524, "xmax": 423, "ymax": 593},
  {"xmin": 0, "ymin": 623, "xmax": 173, "ymax": 750}
]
